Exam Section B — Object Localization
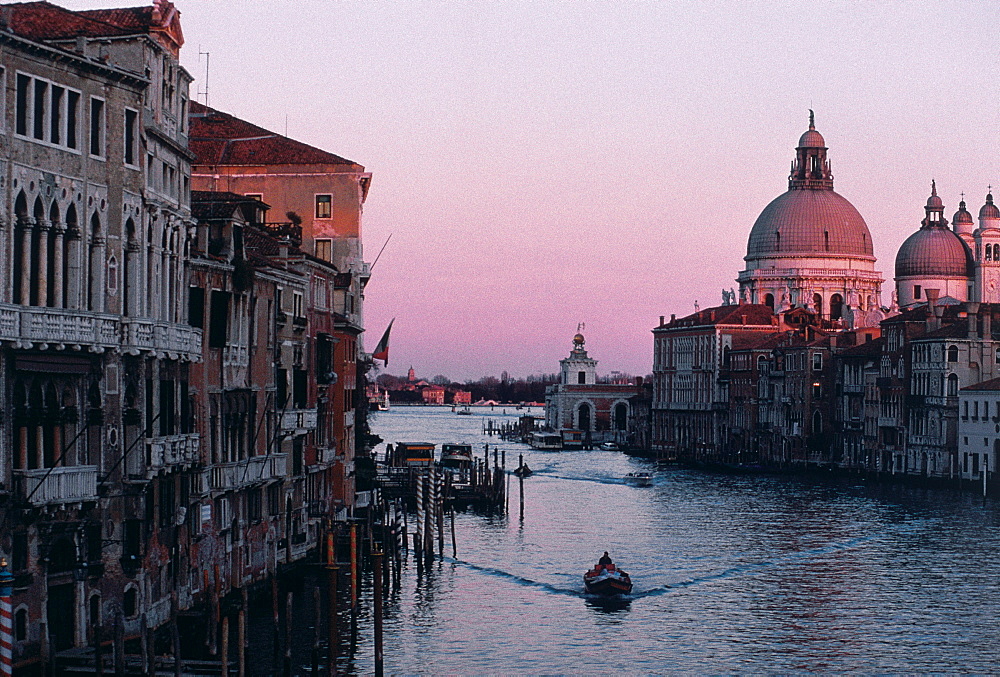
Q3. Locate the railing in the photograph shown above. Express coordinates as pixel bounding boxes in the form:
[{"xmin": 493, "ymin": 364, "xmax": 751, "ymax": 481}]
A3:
[
  {"xmin": 15, "ymin": 466, "xmax": 98, "ymax": 506},
  {"xmin": 210, "ymin": 454, "xmax": 288, "ymax": 490},
  {"xmin": 147, "ymin": 434, "xmax": 200, "ymax": 470},
  {"xmin": 280, "ymin": 409, "xmax": 318, "ymax": 432},
  {"xmin": 223, "ymin": 344, "xmax": 249, "ymax": 368},
  {"xmin": 0, "ymin": 305, "xmax": 117, "ymax": 349},
  {"xmin": 842, "ymin": 383, "xmax": 864, "ymax": 394},
  {"xmin": 263, "ymin": 222, "xmax": 303, "ymax": 245},
  {"xmin": 121, "ymin": 319, "xmax": 203, "ymax": 359}
]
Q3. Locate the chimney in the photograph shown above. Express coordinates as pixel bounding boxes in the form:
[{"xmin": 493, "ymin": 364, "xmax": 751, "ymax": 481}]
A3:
[
  {"xmin": 966, "ymin": 302, "xmax": 980, "ymax": 338},
  {"xmin": 670, "ymin": 313, "xmax": 676, "ymax": 324},
  {"xmin": 710, "ymin": 310, "xmax": 715, "ymax": 322},
  {"xmin": 925, "ymin": 288, "xmax": 941, "ymax": 331},
  {"xmin": 741, "ymin": 314, "xmax": 747, "ymax": 325},
  {"xmin": 659, "ymin": 315, "xmax": 664, "ymax": 327}
]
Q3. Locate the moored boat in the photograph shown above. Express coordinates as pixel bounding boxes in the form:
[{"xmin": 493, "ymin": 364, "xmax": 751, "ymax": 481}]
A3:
[
  {"xmin": 440, "ymin": 443, "xmax": 474, "ymax": 470},
  {"xmin": 583, "ymin": 566, "xmax": 633, "ymax": 596},
  {"xmin": 513, "ymin": 464, "xmax": 533, "ymax": 478}
]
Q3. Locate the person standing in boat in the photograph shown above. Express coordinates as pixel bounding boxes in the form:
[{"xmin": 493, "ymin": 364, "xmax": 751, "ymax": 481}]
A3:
[{"xmin": 597, "ymin": 552, "xmax": 614, "ymax": 571}]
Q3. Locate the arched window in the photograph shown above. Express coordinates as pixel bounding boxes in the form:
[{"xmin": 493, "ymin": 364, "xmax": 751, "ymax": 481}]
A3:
[
  {"xmin": 812, "ymin": 410, "xmax": 823, "ymax": 434},
  {"xmin": 948, "ymin": 373, "xmax": 959, "ymax": 397},
  {"xmin": 88, "ymin": 213, "xmax": 101, "ymax": 311},
  {"xmin": 123, "ymin": 587, "xmax": 138, "ymax": 618},
  {"xmin": 14, "ymin": 608, "xmax": 27, "ymax": 642},
  {"xmin": 813, "ymin": 294, "xmax": 823, "ymax": 316},
  {"xmin": 947, "ymin": 345, "xmax": 959, "ymax": 363},
  {"xmin": 64, "ymin": 203, "xmax": 78, "ymax": 308},
  {"xmin": 764, "ymin": 293, "xmax": 774, "ymax": 310},
  {"xmin": 986, "ymin": 246, "xmax": 992, "ymax": 262},
  {"xmin": 830, "ymin": 293, "xmax": 844, "ymax": 321}
]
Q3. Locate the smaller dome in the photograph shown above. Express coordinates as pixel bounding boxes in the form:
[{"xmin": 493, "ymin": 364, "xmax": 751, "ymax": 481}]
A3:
[
  {"xmin": 798, "ymin": 129, "xmax": 825, "ymax": 148},
  {"xmin": 953, "ymin": 200, "xmax": 974, "ymax": 225},
  {"xmin": 895, "ymin": 227, "xmax": 973, "ymax": 278},
  {"xmin": 980, "ymin": 193, "xmax": 1000, "ymax": 220},
  {"xmin": 926, "ymin": 194, "xmax": 943, "ymax": 209},
  {"xmin": 573, "ymin": 333, "xmax": 585, "ymax": 345}
]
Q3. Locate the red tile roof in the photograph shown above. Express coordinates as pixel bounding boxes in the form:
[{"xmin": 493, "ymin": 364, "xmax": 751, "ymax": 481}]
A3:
[
  {"xmin": 189, "ymin": 101, "xmax": 360, "ymax": 168},
  {"xmin": 961, "ymin": 376, "xmax": 1000, "ymax": 392},
  {"xmin": 659, "ymin": 303, "xmax": 778, "ymax": 329},
  {"xmin": 3, "ymin": 1, "xmax": 134, "ymax": 40}
]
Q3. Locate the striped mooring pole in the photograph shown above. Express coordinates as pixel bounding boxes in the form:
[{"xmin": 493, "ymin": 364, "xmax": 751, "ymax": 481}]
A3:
[{"xmin": 0, "ymin": 557, "xmax": 13, "ymax": 677}]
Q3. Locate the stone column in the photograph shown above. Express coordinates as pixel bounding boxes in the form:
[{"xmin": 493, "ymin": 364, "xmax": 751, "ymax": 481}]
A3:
[
  {"xmin": 52, "ymin": 224, "xmax": 65, "ymax": 308},
  {"xmin": 36, "ymin": 220, "xmax": 50, "ymax": 307},
  {"xmin": 94, "ymin": 237, "xmax": 106, "ymax": 313},
  {"xmin": 66, "ymin": 226, "xmax": 81, "ymax": 310},
  {"xmin": 18, "ymin": 219, "xmax": 33, "ymax": 305}
]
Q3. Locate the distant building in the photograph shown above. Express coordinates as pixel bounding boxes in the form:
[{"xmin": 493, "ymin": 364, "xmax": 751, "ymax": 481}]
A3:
[
  {"xmin": 422, "ymin": 385, "xmax": 446, "ymax": 405},
  {"xmin": 453, "ymin": 390, "xmax": 472, "ymax": 405},
  {"xmin": 544, "ymin": 332, "xmax": 640, "ymax": 446}
]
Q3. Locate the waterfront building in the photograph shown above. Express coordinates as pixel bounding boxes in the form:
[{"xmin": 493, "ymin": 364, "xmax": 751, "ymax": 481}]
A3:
[
  {"xmin": 651, "ymin": 304, "xmax": 783, "ymax": 461},
  {"xmin": 958, "ymin": 377, "xmax": 1000, "ymax": 484},
  {"xmin": 422, "ymin": 385, "xmax": 446, "ymax": 405},
  {"xmin": 453, "ymin": 390, "xmax": 472, "ymax": 405},
  {"xmin": 0, "ymin": 2, "xmax": 373, "ymax": 670},
  {"xmin": 544, "ymin": 332, "xmax": 639, "ymax": 446}
]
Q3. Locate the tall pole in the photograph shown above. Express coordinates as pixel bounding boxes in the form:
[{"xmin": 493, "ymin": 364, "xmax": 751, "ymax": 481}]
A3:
[
  {"xmin": 350, "ymin": 523, "xmax": 358, "ymax": 612},
  {"xmin": 372, "ymin": 551, "xmax": 384, "ymax": 677},
  {"xmin": 0, "ymin": 559, "xmax": 13, "ymax": 677}
]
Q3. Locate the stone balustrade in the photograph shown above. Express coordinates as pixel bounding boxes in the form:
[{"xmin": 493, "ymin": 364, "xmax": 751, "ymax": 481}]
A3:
[
  {"xmin": 121, "ymin": 319, "xmax": 203, "ymax": 359},
  {"xmin": 210, "ymin": 453, "xmax": 288, "ymax": 490},
  {"xmin": 0, "ymin": 304, "xmax": 117, "ymax": 350},
  {"xmin": 280, "ymin": 409, "xmax": 318, "ymax": 432},
  {"xmin": 223, "ymin": 344, "xmax": 249, "ymax": 368},
  {"xmin": 15, "ymin": 465, "xmax": 99, "ymax": 506},
  {"xmin": 147, "ymin": 434, "xmax": 201, "ymax": 471}
]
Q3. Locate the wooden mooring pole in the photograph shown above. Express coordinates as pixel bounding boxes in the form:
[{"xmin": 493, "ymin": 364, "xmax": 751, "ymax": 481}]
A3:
[
  {"xmin": 327, "ymin": 565, "xmax": 339, "ymax": 677},
  {"xmin": 373, "ymin": 550, "xmax": 384, "ymax": 677}
]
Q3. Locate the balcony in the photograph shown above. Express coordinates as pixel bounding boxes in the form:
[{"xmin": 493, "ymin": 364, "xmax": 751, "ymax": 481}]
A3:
[
  {"xmin": 210, "ymin": 454, "xmax": 287, "ymax": 490},
  {"xmin": 280, "ymin": 409, "xmax": 318, "ymax": 433},
  {"xmin": 877, "ymin": 416, "xmax": 899, "ymax": 428},
  {"xmin": 147, "ymin": 434, "xmax": 200, "ymax": 471},
  {"xmin": 15, "ymin": 466, "xmax": 98, "ymax": 506},
  {"xmin": 0, "ymin": 305, "xmax": 117, "ymax": 350},
  {"xmin": 843, "ymin": 383, "xmax": 864, "ymax": 394},
  {"xmin": 121, "ymin": 319, "xmax": 203, "ymax": 359},
  {"xmin": 223, "ymin": 344, "xmax": 249, "ymax": 368}
]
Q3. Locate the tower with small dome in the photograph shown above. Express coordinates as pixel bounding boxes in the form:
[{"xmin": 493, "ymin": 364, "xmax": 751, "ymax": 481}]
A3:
[
  {"xmin": 560, "ymin": 330, "xmax": 598, "ymax": 385},
  {"xmin": 894, "ymin": 186, "xmax": 1000, "ymax": 306},
  {"xmin": 894, "ymin": 182, "xmax": 974, "ymax": 307},
  {"xmin": 737, "ymin": 112, "xmax": 884, "ymax": 324}
]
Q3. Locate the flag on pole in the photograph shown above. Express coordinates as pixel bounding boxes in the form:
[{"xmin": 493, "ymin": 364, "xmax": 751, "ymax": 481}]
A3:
[{"xmin": 372, "ymin": 319, "xmax": 394, "ymax": 365}]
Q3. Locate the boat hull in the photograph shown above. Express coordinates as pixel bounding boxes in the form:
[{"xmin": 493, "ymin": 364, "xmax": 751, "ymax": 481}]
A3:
[{"xmin": 583, "ymin": 571, "xmax": 632, "ymax": 596}]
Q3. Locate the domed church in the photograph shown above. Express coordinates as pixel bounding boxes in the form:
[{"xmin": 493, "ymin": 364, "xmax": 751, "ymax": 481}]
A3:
[
  {"xmin": 737, "ymin": 113, "xmax": 884, "ymax": 327},
  {"xmin": 895, "ymin": 184, "xmax": 1000, "ymax": 307}
]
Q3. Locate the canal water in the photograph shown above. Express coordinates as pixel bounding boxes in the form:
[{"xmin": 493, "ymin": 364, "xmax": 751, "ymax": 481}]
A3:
[{"xmin": 341, "ymin": 405, "xmax": 1000, "ymax": 673}]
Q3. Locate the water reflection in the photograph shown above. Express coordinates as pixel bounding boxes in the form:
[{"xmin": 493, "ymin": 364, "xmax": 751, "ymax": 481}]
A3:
[{"xmin": 352, "ymin": 407, "xmax": 1000, "ymax": 673}]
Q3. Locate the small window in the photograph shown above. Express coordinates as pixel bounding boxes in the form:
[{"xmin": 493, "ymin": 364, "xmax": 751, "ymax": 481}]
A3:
[
  {"xmin": 123, "ymin": 588, "xmax": 138, "ymax": 618},
  {"xmin": 812, "ymin": 353, "xmax": 823, "ymax": 371},
  {"xmin": 124, "ymin": 108, "xmax": 138, "ymax": 166},
  {"xmin": 292, "ymin": 291, "xmax": 304, "ymax": 318},
  {"xmin": 14, "ymin": 609, "xmax": 27, "ymax": 642},
  {"xmin": 188, "ymin": 287, "xmax": 205, "ymax": 327},
  {"xmin": 947, "ymin": 345, "xmax": 959, "ymax": 363},
  {"xmin": 578, "ymin": 371, "xmax": 586, "ymax": 384},
  {"xmin": 315, "ymin": 194, "xmax": 332, "ymax": 219},
  {"xmin": 89, "ymin": 97, "xmax": 105, "ymax": 157},
  {"xmin": 315, "ymin": 238, "xmax": 332, "ymax": 261},
  {"xmin": 914, "ymin": 284, "xmax": 921, "ymax": 300},
  {"xmin": 15, "ymin": 73, "xmax": 30, "ymax": 136}
]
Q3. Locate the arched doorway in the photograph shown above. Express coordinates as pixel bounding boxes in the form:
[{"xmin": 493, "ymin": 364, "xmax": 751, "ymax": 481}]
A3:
[
  {"xmin": 813, "ymin": 293, "xmax": 823, "ymax": 317},
  {"xmin": 613, "ymin": 403, "xmax": 628, "ymax": 431},
  {"xmin": 764, "ymin": 293, "xmax": 774, "ymax": 310},
  {"xmin": 578, "ymin": 402, "xmax": 592, "ymax": 431}
]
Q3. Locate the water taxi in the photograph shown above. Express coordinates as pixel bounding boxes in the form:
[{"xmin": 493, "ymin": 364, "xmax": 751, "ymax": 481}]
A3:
[
  {"xmin": 625, "ymin": 472, "xmax": 653, "ymax": 487},
  {"xmin": 440, "ymin": 443, "xmax": 474, "ymax": 470},
  {"xmin": 396, "ymin": 442, "xmax": 435, "ymax": 467}
]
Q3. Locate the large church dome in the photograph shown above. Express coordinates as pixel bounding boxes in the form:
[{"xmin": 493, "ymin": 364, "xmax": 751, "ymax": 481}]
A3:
[
  {"xmin": 895, "ymin": 227, "xmax": 972, "ymax": 278},
  {"xmin": 746, "ymin": 189, "xmax": 874, "ymax": 258}
]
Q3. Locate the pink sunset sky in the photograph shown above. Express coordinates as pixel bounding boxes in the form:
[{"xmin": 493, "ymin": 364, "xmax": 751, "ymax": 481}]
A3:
[{"xmin": 58, "ymin": 1, "xmax": 1000, "ymax": 381}]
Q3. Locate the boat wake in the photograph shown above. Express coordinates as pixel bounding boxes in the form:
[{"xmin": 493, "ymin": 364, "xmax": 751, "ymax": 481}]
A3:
[
  {"xmin": 439, "ymin": 556, "xmax": 583, "ymax": 597},
  {"xmin": 667, "ymin": 534, "xmax": 877, "ymax": 591}
]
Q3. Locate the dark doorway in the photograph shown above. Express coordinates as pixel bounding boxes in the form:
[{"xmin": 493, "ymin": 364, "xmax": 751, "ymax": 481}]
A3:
[
  {"xmin": 48, "ymin": 583, "xmax": 75, "ymax": 651},
  {"xmin": 578, "ymin": 403, "xmax": 591, "ymax": 431},
  {"xmin": 614, "ymin": 403, "xmax": 628, "ymax": 431}
]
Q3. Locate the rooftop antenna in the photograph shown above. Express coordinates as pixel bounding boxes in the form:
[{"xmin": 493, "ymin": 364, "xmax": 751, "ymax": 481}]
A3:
[
  {"xmin": 198, "ymin": 47, "xmax": 210, "ymax": 106},
  {"xmin": 285, "ymin": 114, "xmax": 288, "ymax": 137}
]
